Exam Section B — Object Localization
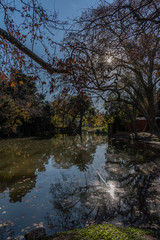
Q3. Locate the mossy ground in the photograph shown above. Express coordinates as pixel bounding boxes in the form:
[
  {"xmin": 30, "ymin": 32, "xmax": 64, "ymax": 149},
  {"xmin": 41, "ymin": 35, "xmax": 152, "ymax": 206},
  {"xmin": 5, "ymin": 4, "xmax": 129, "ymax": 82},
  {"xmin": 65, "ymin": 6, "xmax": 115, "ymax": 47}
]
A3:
[{"xmin": 41, "ymin": 224, "xmax": 159, "ymax": 240}]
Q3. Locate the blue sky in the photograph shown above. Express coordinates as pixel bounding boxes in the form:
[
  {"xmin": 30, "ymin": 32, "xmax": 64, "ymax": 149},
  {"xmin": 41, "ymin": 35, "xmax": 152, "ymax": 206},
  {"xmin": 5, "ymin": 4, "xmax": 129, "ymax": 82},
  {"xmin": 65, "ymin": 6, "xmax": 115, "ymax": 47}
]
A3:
[
  {"xmin": 40, "ymin": 0, "xmax": 99, "ymax": 20},
  {"xmin": 0, "ymin": 0, "xmax": 111, "ymax": 101},
  {"xmin": 37, "ymin": 0, "xmax": 103, "ymax": 99}
]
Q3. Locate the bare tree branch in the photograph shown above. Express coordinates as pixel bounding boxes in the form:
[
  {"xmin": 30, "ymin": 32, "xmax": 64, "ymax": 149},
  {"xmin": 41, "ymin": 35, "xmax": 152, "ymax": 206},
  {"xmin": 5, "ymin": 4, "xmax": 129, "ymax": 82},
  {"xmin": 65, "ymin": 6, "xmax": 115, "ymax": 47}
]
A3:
[{"xmin": 0, "ymin": 28, "xmax": 68, "ymax": 74}]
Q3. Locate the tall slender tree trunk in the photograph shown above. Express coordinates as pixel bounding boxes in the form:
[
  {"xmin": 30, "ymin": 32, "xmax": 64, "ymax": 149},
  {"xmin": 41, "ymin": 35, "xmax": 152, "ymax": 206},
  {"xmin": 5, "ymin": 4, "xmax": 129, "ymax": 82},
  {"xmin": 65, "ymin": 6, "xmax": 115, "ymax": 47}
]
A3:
[
  {"xmin": 147, "ymin": 116, "xmax": 160, "ymax": 136},
  {"xmin": 78, "ymin": 113, "xmax": 83, "ymax": 133},
  {"xmin": 147, "ymin": 101, "xmax": 160, "ymax": 138},
  {"xmin": 131, "ymin": 106, "xmax": 138, "ymax": 139}
]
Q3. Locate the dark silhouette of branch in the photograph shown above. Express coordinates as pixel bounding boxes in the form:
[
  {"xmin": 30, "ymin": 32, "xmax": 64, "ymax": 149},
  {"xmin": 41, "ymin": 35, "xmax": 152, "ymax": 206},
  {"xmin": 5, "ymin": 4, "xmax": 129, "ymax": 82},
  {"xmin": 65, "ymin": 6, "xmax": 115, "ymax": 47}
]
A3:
[{"xmin": 0, "ymin": 28, "xmax": 68, "ymax": 74}]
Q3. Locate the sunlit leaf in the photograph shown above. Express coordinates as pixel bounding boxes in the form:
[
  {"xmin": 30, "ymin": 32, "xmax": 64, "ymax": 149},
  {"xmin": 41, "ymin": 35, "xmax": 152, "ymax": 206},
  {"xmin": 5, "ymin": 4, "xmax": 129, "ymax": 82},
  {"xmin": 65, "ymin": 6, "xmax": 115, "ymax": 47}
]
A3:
[
  {"xmin": 19, "ymin": 81, "xmax": 24, "ymax": 85},
  {"xmin": 29, "ymin": 205, "xmax": 35, "ymax": 208},
  {"xmin": 11, "ymin": 82, "xmax": 16, "ymax": 87}
]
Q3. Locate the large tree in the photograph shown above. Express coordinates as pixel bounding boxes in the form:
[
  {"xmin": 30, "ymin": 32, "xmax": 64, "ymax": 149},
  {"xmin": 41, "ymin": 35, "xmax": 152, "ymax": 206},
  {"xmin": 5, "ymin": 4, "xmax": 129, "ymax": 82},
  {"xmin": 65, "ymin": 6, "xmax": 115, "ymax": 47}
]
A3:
[{"xmin": 62, "ymin": 0, "xmax": 160, "ymax": 135}]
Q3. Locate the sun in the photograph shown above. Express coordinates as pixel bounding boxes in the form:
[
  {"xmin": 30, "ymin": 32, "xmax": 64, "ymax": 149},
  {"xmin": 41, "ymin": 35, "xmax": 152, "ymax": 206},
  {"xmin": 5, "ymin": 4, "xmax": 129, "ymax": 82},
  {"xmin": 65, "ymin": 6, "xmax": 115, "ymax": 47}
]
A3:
[{"xmin": 107, "ymin": 57, "xmax": 112, "ymax": 63}]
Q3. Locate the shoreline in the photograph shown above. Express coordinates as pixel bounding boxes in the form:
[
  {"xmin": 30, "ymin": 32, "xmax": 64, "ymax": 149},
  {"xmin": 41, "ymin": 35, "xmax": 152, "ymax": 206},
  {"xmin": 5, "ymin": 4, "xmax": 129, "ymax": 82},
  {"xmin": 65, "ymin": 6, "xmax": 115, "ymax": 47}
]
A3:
[
  {"xmin": 25, "ymin": 224, "xmax": 160, "ymax": 240},
  {"xmin": 111, "ymin": 131, "xmax": 160, "ymax": 145}
]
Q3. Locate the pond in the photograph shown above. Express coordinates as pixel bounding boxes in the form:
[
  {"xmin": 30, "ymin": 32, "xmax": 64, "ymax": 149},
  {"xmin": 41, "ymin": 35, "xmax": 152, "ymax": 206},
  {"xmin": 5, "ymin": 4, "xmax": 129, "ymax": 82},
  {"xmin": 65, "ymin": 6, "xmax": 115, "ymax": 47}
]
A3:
[{"xmin": 0, "ymin": 134, "xmax": 160, "ymax": 239}]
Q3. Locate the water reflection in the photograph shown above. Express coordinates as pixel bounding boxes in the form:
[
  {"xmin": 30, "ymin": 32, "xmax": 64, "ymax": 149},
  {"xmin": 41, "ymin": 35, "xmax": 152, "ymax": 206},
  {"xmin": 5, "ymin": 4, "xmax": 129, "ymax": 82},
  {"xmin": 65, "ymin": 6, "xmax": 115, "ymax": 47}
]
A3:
[
  {"xmin": 47, "ymin": 140, "xmax": 160, "ymax": 231},
  {"xmin": 105, "ymin": 142, "xmax": 160, "ymax": 229},
  {"xmin": 0, "ymin": 134, "xmax": 102, "ymax": 203},
  {"xmin": 50, "ymin": 134, "xmax": 101, "ymax": 171},
  {"xmin": 0, "ymin": 135, "xmax": 160, "ymax": 239},
  {"xmin": 0, "ymin": 138, "xmax": 49, "ymax": 202}
]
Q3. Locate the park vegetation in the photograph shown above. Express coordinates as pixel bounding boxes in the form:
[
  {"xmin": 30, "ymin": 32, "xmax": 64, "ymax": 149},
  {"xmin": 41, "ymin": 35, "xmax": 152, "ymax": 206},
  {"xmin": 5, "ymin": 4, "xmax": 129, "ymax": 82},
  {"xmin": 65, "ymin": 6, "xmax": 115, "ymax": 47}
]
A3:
[
  {"xmin": 0, "ymin": 2, "xmax": 160, "ymax": 239},
  {"xmin": 0, "ymin": 0, "xmax": 160, "ymax": 137},
  {"xmin": 0, "ymin": 69, "xmax": 106, "ymax": 137}
]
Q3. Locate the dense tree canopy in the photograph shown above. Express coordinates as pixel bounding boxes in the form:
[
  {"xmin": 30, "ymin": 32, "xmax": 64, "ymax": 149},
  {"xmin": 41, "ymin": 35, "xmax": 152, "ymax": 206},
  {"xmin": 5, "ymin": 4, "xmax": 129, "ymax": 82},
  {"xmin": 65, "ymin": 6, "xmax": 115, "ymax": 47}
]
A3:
[
  {"xmin": 52, "ymin": 94, "xmax": 92, "ymax": 132},
  {"xmin": 0, "ymin": 69, "xmax": 55, "ymax": 136}
]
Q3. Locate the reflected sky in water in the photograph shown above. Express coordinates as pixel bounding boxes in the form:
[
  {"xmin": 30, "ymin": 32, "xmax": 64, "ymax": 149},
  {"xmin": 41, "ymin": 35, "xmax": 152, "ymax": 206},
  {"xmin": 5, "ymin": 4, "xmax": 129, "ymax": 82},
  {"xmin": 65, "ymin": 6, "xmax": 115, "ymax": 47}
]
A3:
[{"xmin": 0, "ymin": 134, "xmax": 160, "ymax": 239}]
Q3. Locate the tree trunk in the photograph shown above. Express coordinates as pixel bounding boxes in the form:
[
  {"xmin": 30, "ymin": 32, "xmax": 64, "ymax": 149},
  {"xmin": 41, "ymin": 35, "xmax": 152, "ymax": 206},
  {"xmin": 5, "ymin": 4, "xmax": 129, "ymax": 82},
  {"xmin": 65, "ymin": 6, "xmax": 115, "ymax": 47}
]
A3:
[
  {"xmin": 147, "ymin": 117, "xmax": 160, "ymax": 136},
  {"xmin": 78, "ymin": 113, "xmax": 83, "ymax": 133},
  {"xmin": 147, "ymin": 102, "xmax": 160, "ymax": 138},
  {"xmin": 130, "ymin": 106, "xmax": 138, "ymax": 139}
]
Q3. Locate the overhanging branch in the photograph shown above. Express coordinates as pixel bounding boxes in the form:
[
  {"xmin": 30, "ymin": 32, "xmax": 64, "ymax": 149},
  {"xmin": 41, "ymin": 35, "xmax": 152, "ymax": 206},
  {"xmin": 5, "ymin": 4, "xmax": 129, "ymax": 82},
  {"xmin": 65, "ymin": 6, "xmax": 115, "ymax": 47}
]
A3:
[{"xmin": 0, "ymin": 28, "xmax": 68, "ymax": 74}]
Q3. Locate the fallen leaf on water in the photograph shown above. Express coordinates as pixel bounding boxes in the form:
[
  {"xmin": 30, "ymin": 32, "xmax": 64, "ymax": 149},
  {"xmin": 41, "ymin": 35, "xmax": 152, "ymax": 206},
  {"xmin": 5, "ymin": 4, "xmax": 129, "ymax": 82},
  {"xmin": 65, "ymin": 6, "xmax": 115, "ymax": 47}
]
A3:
[
  {"xmin": 33, "ymin": 222, "xmax": 44, "ymax": 227},
  {"xmin": 3, "ymin": 190, "xmax": 8, "ymax": 193},
  {"xmin": 29, "ymin": 205, "xmax": 35, "ymax": 208},
  {"xmin": 24, "ymin": 200, "xmax": 31, "ymax": 203},
  {"xmin": 23, "ymin": 179, "xmax": 29, "ymax": 182},
  {"xmin": 33, "ymin": 195, "xmax": 38, "ymax": 198},
  {"xmin": 26, "ymin": 226, "xmax": 31, "ymax": 229},
  {"xmin": 2, "ymin": 211, "xmax": 6, "ymax": 214},
  {"xmin": 34, "ymin": 190, "xmax": 40, "ymax": 192},
  {"xmin": 16, "ymin": 236, "xmax": 24, "ymax": 240}
]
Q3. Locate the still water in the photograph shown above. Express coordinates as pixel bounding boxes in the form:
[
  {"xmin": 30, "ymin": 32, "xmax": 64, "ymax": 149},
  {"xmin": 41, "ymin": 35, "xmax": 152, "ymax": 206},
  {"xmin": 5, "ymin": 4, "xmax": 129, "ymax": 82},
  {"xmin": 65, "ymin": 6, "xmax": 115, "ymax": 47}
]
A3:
[{"xmin": 0, "ymin": 134, "xmax": 160, "ymax": 239}]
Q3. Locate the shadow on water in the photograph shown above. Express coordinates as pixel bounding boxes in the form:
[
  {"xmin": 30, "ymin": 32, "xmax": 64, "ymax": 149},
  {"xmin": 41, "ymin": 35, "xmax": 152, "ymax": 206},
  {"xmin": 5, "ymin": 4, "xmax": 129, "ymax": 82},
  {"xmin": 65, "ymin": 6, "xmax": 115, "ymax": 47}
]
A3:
[{"xmin": 0, "ymin": 134, "xmax": 160, "ymax": 239}]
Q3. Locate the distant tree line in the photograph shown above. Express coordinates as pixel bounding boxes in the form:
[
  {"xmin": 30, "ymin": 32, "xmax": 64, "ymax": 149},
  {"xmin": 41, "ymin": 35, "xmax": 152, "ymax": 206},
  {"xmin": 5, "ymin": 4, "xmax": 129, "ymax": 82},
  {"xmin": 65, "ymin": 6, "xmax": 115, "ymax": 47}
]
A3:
[{"xmin": 0, "ymin": 70, "xmax": 105, "ymax": 137}]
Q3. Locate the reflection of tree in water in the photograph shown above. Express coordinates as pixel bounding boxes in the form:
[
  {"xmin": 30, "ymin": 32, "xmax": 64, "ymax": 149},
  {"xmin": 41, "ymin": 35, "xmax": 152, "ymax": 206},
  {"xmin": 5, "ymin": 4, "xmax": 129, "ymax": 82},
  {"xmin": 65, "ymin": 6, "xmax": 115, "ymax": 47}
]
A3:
[
  {"xmin": 47, "ymin": 142, "xmax": 160, "ymax": 232},
  {"xmin": 0, "ymin": 138, "xmax": 51, "ymax": 202},
  {"xmin": 50, "ymin": 134, "xmax": 103, "ymax": 171},
  {"xmin": 48, "ymin": 173, "xmax": 110, "ymax": 231},
  {"xmin": 0, "ymin": 134, "xmax": 103, "ymax": 202},
  {"xmin": 0, "ymin": 134, "xmax": 104, "ymax": 239},
  {"xmin": 108, "ymin": 139, "xmax": 160, "ymax": 163},
  {"xmin": 105, "ymin": 142, "xmax": 160, "ymax": 229},
  {"xmin": 0, "ymin": 222, "xmax": 15, "ymax": 240}
]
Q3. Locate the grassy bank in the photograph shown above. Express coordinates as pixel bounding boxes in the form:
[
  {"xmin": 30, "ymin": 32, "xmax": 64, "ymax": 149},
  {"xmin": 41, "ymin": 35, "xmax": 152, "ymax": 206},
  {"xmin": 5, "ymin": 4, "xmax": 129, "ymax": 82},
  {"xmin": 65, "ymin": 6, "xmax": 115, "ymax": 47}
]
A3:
[{"xmin": 41, "ymin": 224, "xmax": 159, "ymax": 240}]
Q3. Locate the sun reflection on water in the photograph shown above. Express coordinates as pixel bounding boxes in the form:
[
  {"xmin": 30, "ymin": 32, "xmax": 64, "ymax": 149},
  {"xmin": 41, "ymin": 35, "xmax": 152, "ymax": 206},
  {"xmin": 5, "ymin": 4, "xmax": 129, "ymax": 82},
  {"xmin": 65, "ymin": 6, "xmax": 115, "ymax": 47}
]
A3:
[{"xmin": 108, "ymin": 182, "xmax": 116, "ymax": 199}]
